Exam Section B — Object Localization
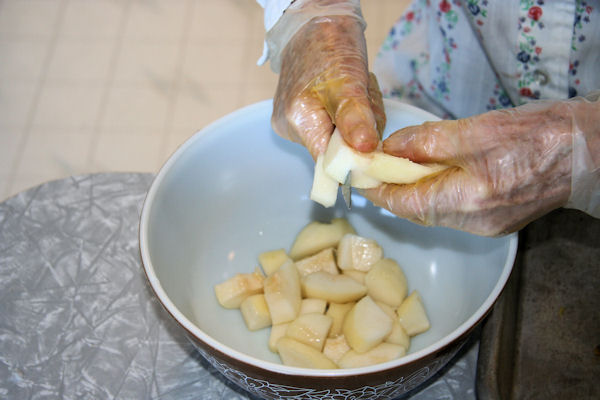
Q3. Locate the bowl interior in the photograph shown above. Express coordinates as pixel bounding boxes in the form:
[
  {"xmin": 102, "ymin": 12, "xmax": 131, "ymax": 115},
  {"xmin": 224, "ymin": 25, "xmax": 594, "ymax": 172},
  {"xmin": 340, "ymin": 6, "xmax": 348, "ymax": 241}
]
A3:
[{"xmin": 141, "ymin": 99, "xmax": 516, "ymax": 370}]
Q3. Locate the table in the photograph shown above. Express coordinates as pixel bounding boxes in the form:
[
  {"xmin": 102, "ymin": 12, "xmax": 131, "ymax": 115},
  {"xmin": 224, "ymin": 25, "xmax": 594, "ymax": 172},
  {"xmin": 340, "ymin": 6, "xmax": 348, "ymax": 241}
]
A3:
[{"xmin": 0, "ymin": 173, "xmax": 486, "ymax": 399}]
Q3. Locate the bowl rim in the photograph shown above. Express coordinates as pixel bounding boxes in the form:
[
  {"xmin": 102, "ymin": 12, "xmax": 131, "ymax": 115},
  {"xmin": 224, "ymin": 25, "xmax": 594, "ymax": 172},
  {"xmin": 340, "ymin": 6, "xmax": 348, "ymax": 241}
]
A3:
[{"xmin": 139, "ymin": 98, "xmax": 518, "ymax": 377}]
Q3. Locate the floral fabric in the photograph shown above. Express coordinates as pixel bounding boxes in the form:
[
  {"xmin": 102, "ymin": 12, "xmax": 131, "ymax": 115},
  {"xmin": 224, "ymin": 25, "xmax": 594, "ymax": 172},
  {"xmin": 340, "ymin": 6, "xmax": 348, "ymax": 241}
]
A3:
[{"xmin": 374, "ymin": 0, "xmax": 599, "ymax": 119}]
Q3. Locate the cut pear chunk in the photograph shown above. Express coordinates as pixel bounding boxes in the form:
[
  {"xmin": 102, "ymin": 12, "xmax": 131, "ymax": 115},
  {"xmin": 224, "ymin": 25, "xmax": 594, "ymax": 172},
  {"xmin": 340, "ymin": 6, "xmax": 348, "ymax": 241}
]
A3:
[
  {"xmin": 302, "ymin": 271, "xmax": 367, "ymax": 303},
  {"xmin": 263, "ymin": 261, "xmax": 302, "ymax": 324},
  {"xmin": 396, "ymin": 290, "xmax": 431, "ymax": 336},
  {"xmin": 386, "ymin": 320, "xmax": 411, "ymax": 349},
  {"xmin": 342, "ymin": 269, "xmax": 366, "ymax": 285},
  {"xmin": 323, "ymin": 334, "xmax": 351, "ymax": 364},
  {"xmin": 375, "ymin": 301, "xmax": 411, "ymax": 349},
  {"xmin": 289, "ymin": 218, "xmax": 356, "ymax": 260},
  {"xmin": 258, "ymin": 248, "xmax": 291, "ymax": 276},
  {"xmin": 310, "ymin": 153, "xmax": 340, "ymax": 208},
  {"xmin": 323, "ymin": 128, "xmax": 375, "ymax": 185},
  {"xmin": 285, "ymin": 312, "xmax": 333, "ymax": 351},
  {"xmin": 325, "ymin": 302, "xmax": 355, "ymax": 338},
  {"xmin": 343, "ymin": 296, "xmax": 392, "ymax": 353},
  {"xmin": 240, "ymin": 294, "xmax": 272, "ymax": 331},
  {"xmin": 365, "ymin": 258, "xmax": 408, "ymax": 307},
  {"xmin": 295, "ymin": 247, "xmax": 339, "ymax": 278},
  {"xmin": 337, "ymin": 233, "xmax": 383, "ymax": 272},
  {"xmin": 299, "ymin": 298, "xmax": 327, "ymax": 315},
  {"xmin": 269, "ymin": 323, "xmax": 289, "ymax": 353},
  {"xmin": 276, "ymin": 337, "xmax": 338, "ymax": 369},
  {"xmin": 337, "ymin": 342, "xmax": 406, "ymax": 369},
  {"xmin": 214, "ymin": 272, "xmax": 264, "ymax": 309},
  {"xmin": 366, "ymin": 152, "xmax": 447, "ymax": 184}
]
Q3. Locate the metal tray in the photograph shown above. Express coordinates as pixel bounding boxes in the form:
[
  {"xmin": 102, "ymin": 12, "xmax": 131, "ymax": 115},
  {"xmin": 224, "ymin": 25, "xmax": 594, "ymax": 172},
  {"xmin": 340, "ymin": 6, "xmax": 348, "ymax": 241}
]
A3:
[{"xmin": 476, "ymin": 209, "xmax": 600, "ymax": 399}]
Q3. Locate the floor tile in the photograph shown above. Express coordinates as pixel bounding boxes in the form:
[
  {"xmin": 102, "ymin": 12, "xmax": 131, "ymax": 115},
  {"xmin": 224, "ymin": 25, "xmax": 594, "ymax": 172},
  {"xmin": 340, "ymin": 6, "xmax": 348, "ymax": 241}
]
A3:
[
  {"xmin": 99, "ymin": 85, "xmax": 170, "ymax": 131},
  {"xmin": 45, "ymin": 40, "xmax": 115, "ymax": 83},
  {"xmin": 170, "ymin": 80, "xmax": 243, "ymax": 133},
  {"xmin": 0, "ymin": 128, "xmax": 22, "ymax": 172},
  {"xmin": 123, "ymin": 0, "xmax": 189, "ymax": 42},
  {"xmin": 0, "ymin": 0, "xmax": 63, "ymax": 39},
  {"xmin": 7, "ymin": 172, "xmax": 68, "ymax": 199},
  {"xmin": 15, "ymin": 127, "xmax": 94, "ymax": 177},
  {"xmin": 182, "ymin": 42, "xmax": 247, "ymax": 86},
  {"xmin": 91, "ymin": 131, "xmax": 164, "ymax": 173},
  {"xmin": 0, "ymin": 82, "xmax": 38, "ymax": 129},
  {"xmin": 0, "ymin": 39, "xmax": 50, "ymax": 82},
  {"xmin": 60, "ymin": 0, "xmax": 126, "ymax": 40},
  {"xmin": 188, "ymin": 0, "xmax": 258, "ymax": 43},
  {"xmin": 31, "ymin": 82, "xmax": 104, "ymax": 130},
  {"xmin": 112, "ymin": 41, "xmax": 180, "ymax": 87}
]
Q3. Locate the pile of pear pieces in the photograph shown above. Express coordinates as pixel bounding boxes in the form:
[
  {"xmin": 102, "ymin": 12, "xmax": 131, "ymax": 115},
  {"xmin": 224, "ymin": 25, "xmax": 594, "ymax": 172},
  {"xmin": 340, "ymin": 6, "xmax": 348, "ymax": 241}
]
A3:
[{"xmin": 214, "ymin": 218, "xmax": 430, "ymax": 369}]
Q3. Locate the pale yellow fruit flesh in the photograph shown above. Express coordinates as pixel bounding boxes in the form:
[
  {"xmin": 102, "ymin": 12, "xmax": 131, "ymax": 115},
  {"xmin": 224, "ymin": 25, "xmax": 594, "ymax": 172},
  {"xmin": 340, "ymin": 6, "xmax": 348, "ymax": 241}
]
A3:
[
  {"xmin": 342, "ymin": 269, "xmax": 366, "ymax": 284},
  {"xmin": 263, "ymin": 261, "xmax": 302, "ymax": 324},
  {"xmin": 310, "ymin": 153, "xmax": 339, "ymax": 207},
  {"xmin": 310, "ymin": 127, "xmax": 446, "ymax": 208},
  {"xmin": 299, "ymin": 298, "xmax": 327, "ymax": 315},
  {"xmin": 365, "ymin": 258, "xmax": 408, "ymax": 307},
  {"xmin": 240, "ymin": 294, "xmax": 272, "ymax": 331},
  {"xmin": 325, "ymin": 302, "xmax": 355, "ymax": 338},
  {"xmin": 268, "ymin": 323, "xmax": 289, "ymax": 353},
  {"xmin": 323, "ymin": 334, "xmax": 351, "ymax": 364},
  {"xmin": 276, "ymin": 337, "xmax": 338, "ymax": 369},
  {"xmin": 258, "ymin": 248, "xmax": 291, "ymax": 276},
  {"xmin": 214, "ymin": 272, "xmax": 264, "ymax": 309},
  {"xmin": 285, "ymin": 312, "xmax": 333, "ymax": 351},
  {"xmin": 396, "ymin": 290, "xmax": 431, "ymax": 336},
  {"xmin": 302, "ymin": 271, "xmax": 367, "ymax": 303},
  {"xmin": 289, "ymin": 218, "xmax": 356, "ymax": 260},
  {"xmin": 337, "ymin": 342, "xmax": 406, "ymax": 369},
  {"xmin": 295, "ymin": 247, "xmax": 339, "ymax": 278},
  {"xmin": 343, "ymin": 296, "xmax": 393, "ymax": 353},
  {"xmin": 337, "ymin": 233, "xmax": 383, "ymax": 272}
]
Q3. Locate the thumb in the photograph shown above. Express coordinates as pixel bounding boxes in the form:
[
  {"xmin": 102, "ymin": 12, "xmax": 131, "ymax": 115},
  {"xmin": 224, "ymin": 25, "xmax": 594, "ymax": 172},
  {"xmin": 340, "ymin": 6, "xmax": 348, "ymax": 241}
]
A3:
[
  {"xmin": 312, "ymin": 76, "xmax": 380, "ymax": 153},
  {"xmin": 383, "ymin": 119, "xmax": 461, "ymax": 163}
]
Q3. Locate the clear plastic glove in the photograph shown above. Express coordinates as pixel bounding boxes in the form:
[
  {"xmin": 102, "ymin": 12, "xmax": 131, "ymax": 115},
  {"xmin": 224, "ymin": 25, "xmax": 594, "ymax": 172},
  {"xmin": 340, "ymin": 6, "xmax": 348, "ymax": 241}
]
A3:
[
  {"xmin": 269, "ymin": 0, "xmax": 386, "ymax": 159},
  {"xmin": 362, "ymin": 96, "xmax": 600, "ymax": 237}
]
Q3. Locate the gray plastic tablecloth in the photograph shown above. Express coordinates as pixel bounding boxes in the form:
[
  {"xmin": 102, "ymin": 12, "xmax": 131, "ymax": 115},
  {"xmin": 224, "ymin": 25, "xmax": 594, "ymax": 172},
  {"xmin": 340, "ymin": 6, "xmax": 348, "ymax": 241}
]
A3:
[{"xmin": 0, "ymin": 173, "xmax": 478, "ymax": 399}]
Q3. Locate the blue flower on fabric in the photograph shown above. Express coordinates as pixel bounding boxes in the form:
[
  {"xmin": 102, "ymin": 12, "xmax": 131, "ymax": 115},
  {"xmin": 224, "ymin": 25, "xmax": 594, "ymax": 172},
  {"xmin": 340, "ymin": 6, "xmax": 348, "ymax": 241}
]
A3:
[
  {"xmin": 569, "ymin": 87, "xmax": 578, "ymax": 98},
  {"xmin": 517, "ymin": 51, "xmax": 530, "ymax": 63},
  {"xmin": 468, "ymin": 4, "xmax": 480, "ymax": 15},
  {"xmin": 499, "ymin": 94, "xmax": 512, "ymax": 107},
  {"xmin": 437, "ymin": 80, "xmax": 448, "ymax": 93}
]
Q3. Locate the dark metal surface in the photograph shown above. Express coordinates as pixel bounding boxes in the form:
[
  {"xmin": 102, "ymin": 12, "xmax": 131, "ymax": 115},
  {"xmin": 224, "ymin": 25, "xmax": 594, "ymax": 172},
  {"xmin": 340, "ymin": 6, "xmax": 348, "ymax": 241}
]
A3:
[{"xmin": 477, "ymin": 208, "xmax": 600, "ymax": 400}]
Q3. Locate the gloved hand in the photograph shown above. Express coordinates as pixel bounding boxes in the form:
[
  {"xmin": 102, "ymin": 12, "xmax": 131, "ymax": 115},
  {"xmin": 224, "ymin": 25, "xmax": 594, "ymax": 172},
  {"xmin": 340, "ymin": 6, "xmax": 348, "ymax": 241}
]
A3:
[
  {"xmin": 268, "ymin": 0, "xmax": 385, "ymax": 159},
  {"xmin": 362, "ymin": 96, "xmax": 600, "ymax": 236}
]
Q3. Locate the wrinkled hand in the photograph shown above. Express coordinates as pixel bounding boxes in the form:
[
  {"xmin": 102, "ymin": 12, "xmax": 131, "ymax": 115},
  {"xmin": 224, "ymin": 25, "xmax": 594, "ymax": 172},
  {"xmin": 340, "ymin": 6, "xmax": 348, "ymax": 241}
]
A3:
[
  {"xmin": 362, "ymin": 100, "xmax": 599, "ymax": 236},
  {"xmin": 271, "ymin": 1, "xmax": 385, "ymax": 159}
]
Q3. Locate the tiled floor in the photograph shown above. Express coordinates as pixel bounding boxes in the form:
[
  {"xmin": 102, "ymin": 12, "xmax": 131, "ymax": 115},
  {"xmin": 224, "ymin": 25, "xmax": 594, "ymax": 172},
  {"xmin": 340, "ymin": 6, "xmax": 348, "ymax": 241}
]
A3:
[{"xmin": 0, "ymin": 0, "xmax": 409, "ymax": 201}]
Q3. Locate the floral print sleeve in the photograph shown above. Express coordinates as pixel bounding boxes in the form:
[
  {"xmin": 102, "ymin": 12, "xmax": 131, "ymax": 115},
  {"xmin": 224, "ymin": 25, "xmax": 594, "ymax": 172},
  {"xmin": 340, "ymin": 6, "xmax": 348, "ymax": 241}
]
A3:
[{"xmin": 373, "ymin": 0, "xmax": 600, "ymax": 119}]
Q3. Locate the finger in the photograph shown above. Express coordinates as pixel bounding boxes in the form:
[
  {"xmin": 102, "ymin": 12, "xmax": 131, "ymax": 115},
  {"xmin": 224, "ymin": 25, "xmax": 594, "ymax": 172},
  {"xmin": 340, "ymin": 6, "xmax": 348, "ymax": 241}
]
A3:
[
  {"xmin": 271, "ymin": 96, "xmax": 334, "ymax": 160},
  {"xmin": 367, "ymin": 72, "xmax": 386, "ymax": 137},
  {"xmin": 336, "ymin": 96, "xmax": 380, "ymax": 152},
  {"xmin": 361, "ymin": 167, "xmax": 468, "ymax": 227},
  {"xmin": 382, "ymin": 119, "xmax": 462, "ymax": 163}
]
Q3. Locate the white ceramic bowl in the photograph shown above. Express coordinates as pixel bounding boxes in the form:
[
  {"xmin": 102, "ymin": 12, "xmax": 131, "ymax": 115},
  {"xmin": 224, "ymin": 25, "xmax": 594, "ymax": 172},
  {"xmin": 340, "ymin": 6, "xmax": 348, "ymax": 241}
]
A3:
[{"xmin": 139, "ymin": 99, "xmax": 518, "ymax": 400}]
